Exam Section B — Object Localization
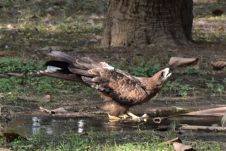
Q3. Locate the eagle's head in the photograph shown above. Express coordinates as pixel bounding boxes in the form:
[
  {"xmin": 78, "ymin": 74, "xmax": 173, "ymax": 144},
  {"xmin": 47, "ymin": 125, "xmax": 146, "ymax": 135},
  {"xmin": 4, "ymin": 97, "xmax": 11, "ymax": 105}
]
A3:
[
  {"xmin": 149, "ymin": 67, "xmax": 171, "ymax": 89},
  {"xmin": 159, "ymin": 67, "xmax": 171, "ymax": 82}
]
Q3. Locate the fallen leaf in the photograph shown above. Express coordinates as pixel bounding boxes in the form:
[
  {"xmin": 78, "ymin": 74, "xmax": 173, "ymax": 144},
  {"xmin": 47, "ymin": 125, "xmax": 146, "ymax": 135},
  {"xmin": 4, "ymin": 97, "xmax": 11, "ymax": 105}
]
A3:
[
  {"xmin": 185, "ymin": 106, "xmax": 226, "ymax": 116},
  {"xmin": 169, "ymin": 57, "xmax": 199, "ymax": 68},
  {"xmin": 39, "ymin": 107, "xmax": 67, "ymax": 114},
  {"xmin": 210, "ymin": 61, "xmax": 226, "ymax": 70},
  {"xmin": 163, "ymin": 137, "xmax": 195, "ymax": 151},
  {"xmin": 180, "ymin": 124, "xmax": 226, "ymax": 132},
  {"xmin": 173, "ymin": 142, "xmax": 195, "ymax": 151},
  {"xmin": 0, "ymin": 148, "xmax": 11, "ymax": 151},
  {"xmin": 163, "ymin": 137, "xmax": 182, "ymax": 145},
  {"xmin": 51, "ymin": 107, "xmax": 67, "ymax": 114},
  {"xmin": 42, "ymin": 94, "xmax": 51, "ymax": 103}
]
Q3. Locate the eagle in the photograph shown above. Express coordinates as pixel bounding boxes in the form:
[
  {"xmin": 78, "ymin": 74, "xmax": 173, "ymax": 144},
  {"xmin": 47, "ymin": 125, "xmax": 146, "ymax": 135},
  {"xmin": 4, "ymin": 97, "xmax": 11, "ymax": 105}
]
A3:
[{"xmin": 37, "ymin": 50, "xmax": 171, "ymax": 121}]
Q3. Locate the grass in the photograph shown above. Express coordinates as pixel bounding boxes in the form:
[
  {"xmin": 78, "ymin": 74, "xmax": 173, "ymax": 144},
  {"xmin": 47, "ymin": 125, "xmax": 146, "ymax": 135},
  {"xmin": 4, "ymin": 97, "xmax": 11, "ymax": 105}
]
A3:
[
  {"xmin": 192, "ymin": 0, "xmax": 226, "ymax": 42},
  {"xmin": 0, "ymin": 0, "xmax": 105, "ymax": 51},
  {"xmin": 0, "ymin": 130, "xmax": 221, "ymax": 151},
  {"xmin": 0, "ymin": 16, "xmax": 103, "ymax": 50},
  {"xmin": 161, "ymin": 80, "xmax": 194, "ymax": 97},
  {"xmin": 0, "ymin": 57, "xmax": 97, "ymax": 105},
  {"xmin": 128, "ymin": 63, "xmax": 161, "ymax": 77},
  {"xmin": 206, "ymin": 78, "xmax": 225, "ymax": 95},
  {"xmin": 0, "ymin": 56, "xmax": 225, "ymax": 102},
  {"xmin": 0, "ymin": 0, "xmax": 226, "ymax": 150},
  {"xmin": 193, "ymin": 29, "xmax": 226, "ymax": 42}
]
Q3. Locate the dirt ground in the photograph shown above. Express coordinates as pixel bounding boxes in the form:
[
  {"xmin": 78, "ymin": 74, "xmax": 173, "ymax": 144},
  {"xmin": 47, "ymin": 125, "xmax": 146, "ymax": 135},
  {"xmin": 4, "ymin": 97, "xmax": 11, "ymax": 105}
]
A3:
[{"xmin": 1, "ymin": 1, "xmax": 226, "ymax": 150}]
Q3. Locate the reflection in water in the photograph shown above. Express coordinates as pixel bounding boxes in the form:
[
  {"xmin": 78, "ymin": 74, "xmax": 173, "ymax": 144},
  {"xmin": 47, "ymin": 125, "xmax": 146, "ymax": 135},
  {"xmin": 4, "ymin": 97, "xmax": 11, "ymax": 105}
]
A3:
[
  {"xmin": 5, "ymin": 114, "xmax": 222, "ymax": 139},
  {"xmin": 32, "ymin": 116, "xmax": 41, "ymax": 135},
  {"xmin": 46, "ymin": 127, "xmax": 53, "ymax": 135},
  {"xmin": 31, "ymin": 116, "xmax": 54, "ymax": 135},
  {"xmin": 77, "ymin": 119, "xmax": 85, "ymax": 133}
]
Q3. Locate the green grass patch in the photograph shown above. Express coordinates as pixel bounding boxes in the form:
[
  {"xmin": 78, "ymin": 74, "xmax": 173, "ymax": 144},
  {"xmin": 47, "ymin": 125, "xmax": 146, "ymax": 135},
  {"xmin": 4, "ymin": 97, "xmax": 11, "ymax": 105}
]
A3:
[
  {"xmin": 0, "ymin": 130, "xmax": 221, "ymax": 151},
  {"xmin": 206, "ymin": 78, "xmax": 225, "ymax": 94},
  {"xmin": 193, "ymin": 30, "xmax": 226, "ymax": 42},
  {"xmin": 0, "ymin": 0, "xmax": 105, "ymax": 51},
  {"xmin": 128, "ymin": 63, "xmax": 161, "ymax": 77},
  {"xmin": 0, "ymin": 57, "xmax": 42, "ymax": 73},
  {"xmin": 162, "ymin": 80, "xmax": 194, "ymax": 97},
  {"xmin": 0, "ymin": 57, "xmax": 97, "ymax": 101},
  {"xmin": 181, "ymin": 67, "xmax": 207, "ymax": 76}
]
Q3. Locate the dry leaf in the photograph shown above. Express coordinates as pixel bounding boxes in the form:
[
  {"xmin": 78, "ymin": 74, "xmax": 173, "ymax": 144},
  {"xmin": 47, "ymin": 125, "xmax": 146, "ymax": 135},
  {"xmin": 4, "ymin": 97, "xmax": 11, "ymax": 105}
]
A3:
[
  {"xmin": 163, "ymin": 137, "xmax": 195, "ymax": 151},
  {"xmin": 185, "ymin": 106, "xmax": 226, "ymax": 116},
  {"xmin": 169, "ymin": 57, "xmax": 199, "ymax": 68},
  {"xmin": 180, "ymin": 124, "xmax": 226, "ymax": 132},
  {"xmin": 40, "ymin": 107, "xmax": 67, "ymax": 114},
  {"xmin": 42, "ymin": 94, "xmax": 51, "ymax": 103},
  {"xmin": 173, "ymin": 142, "xmax": 195, "ymax": 151},
  {"xmin": 0, "ymin": 148, "xmax": 12, "ymax": 151},
  {"xmin": 211, "ymin": 61, "xmax": 226, "ymax": 70},
  {"xmin": 51, "ymin": 107, "xmax": 67, "ymax": 114},
  {"xmin": 164, "ymin": 137, "xmax": 182, "ymax": 145}
]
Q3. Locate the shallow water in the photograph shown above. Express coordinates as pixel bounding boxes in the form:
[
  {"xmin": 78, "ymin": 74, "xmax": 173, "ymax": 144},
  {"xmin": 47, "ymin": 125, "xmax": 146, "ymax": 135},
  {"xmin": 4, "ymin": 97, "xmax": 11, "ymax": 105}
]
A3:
[
  {"xmin": 3, "ymin": 114, "xmax": 222, "ymax": 139},
  {"xmin": 4, "ymin": 115, "xmax": 155, "ymax": 137}
]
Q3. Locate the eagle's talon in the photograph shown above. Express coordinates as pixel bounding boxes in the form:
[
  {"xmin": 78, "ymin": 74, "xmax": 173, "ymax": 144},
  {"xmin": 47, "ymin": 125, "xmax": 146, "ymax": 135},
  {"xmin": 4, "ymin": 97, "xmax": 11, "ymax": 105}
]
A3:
[
  {"xmin": 131, "ymin": 116, "xmax": 142, "ymax": 122},
  {"xmin": 119, "ymin": 114, "xmax": 129, "ymax": 120},
  {"xmin": 142, "ymin": 114, "xmax": 149, "ymax": 122},
  {"xmin": 108, "ymin": 114, "xmax": 121, "ymax": 122},
  {"xmin": 131, "ymin": 115, "xmax": 149, "ymax": 122},
  {"xmin": 107, "ymin": 113, "xmax": 149, "ymax": 122},
  {"xmin": 127, "ymin": 112, "xmax": 149, "ymax": 122}
]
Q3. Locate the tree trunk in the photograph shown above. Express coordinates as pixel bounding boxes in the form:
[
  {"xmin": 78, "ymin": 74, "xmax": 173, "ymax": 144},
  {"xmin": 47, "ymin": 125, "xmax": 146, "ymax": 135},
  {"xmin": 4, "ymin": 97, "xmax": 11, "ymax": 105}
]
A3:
[{"xmin": 101, "ymin": 0, "xmax": 193, "ymax": 48}]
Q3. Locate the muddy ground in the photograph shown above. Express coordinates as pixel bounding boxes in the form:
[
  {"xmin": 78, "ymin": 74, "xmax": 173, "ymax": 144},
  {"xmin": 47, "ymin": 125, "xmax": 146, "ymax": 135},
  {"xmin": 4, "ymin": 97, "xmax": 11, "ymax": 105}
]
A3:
[{"xmin": 0, "ymin": 0, "xmax": 226, "ymax": 150}]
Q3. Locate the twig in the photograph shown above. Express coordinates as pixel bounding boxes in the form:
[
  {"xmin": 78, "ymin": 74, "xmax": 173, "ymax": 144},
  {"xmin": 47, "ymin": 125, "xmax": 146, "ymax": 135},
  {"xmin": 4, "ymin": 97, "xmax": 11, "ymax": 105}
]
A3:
[
  {"xmin": 180, "ymin": 124, "xmax": 226, "ymax": 132},
  {"xmin": 0, "ymin": 74, "xmax": 9, "ymax": 78},
  {"xmin": 184, "ymin": 106, "xmax": 226, "ymax": 117},
  {"xmin": 0, "ymin": 72, "xmax": 42, "ymax": 78},
  {"xmin": 0, "ymin": 73, "xmax": 25, "ymax": 78}
]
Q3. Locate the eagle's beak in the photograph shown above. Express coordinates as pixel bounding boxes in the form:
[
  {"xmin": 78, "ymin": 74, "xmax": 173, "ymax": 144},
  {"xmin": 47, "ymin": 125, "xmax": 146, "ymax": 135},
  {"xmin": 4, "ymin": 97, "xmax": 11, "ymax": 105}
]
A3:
[{"xmin": 162, "ymin": 67, "xmax": 172, "ymax": 81}]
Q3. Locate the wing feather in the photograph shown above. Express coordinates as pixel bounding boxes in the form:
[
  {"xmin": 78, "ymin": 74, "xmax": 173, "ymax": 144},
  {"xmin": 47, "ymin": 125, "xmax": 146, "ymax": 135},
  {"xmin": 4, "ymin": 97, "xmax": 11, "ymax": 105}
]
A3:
[
  {"xmin": 42, "ymin": 50, "xmax": 148, "ymax": 105},
  {"xmin": 80, "ymin": 67, "xmax": 148, "ymax": 105}
]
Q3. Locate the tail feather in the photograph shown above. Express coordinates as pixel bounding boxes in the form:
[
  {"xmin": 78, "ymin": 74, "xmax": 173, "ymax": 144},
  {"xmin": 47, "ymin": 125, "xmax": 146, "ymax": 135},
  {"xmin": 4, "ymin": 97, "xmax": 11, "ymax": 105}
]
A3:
[
  {"xmin": 47, "ymin": 51, "xmax": 74, "ymax": 64},
  {"xmin": 38, "ymin": 51, "xmax": 106, "ymax": 84},
  {"xmin": 45, "ymin": 60, "xmax": 71, "ymax": 74}
]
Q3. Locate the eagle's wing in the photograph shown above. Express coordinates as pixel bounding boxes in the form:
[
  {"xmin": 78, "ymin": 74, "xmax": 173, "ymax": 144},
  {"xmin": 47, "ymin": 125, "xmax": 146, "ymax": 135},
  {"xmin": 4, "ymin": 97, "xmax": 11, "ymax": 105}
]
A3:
[
  {"xmin": 69, "ymin": 61, "xmax": 148, "ymax": 105},
  {"xmin": 40, "ymin": 50, "xmax": 149, "ymax": 105}
]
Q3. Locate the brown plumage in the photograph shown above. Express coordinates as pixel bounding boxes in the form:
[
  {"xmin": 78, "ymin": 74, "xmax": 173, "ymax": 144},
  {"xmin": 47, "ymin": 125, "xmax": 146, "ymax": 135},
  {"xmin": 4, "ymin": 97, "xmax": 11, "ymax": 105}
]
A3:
[{"xmin": 37, "ymin": 50, "xmax": 171, "ymax": 120}]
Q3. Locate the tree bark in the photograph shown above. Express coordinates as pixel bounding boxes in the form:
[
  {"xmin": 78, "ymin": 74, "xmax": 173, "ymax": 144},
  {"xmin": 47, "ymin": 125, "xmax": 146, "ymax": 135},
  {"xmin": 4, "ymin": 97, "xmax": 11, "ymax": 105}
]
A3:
[{"xmin": 101, "ymin": 0, "xmax": 193, "ymax": 48}]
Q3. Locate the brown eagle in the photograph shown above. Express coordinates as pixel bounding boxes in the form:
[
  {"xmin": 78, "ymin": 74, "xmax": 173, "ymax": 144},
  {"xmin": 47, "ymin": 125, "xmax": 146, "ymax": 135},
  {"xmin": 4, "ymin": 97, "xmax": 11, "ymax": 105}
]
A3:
[{"xmin": 37, "ymin": 50, "xmax": 171, "ymax": 121}]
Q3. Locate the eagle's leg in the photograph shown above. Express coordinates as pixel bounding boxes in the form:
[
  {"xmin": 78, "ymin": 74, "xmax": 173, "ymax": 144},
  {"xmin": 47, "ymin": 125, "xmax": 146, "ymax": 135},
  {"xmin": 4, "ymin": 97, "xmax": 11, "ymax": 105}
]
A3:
[
  {"xmin": 108, "ymin": 114, "xmax": 121, "ymax": 121},
  {"xmin": 107, "ymin": 113, "xmax": 148, "ymax": 122},
  {"xmin": 108, "ymin": 114, "xmax": 129, "ymax": 121},
  {"xmin": 127, "ymin": 112, "xmax": 149, "ymax": 122}
]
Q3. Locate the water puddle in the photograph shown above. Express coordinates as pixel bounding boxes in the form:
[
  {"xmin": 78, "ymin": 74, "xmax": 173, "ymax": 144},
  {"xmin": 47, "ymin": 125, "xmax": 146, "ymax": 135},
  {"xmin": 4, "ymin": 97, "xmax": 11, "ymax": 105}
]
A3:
[
  {"xmin": 2, "ymin": 114, "xmax": 155, "ymax": 137},
  {"xmin": 1, "ymin": 114, "xmax": 222, "ymax": 138}
]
